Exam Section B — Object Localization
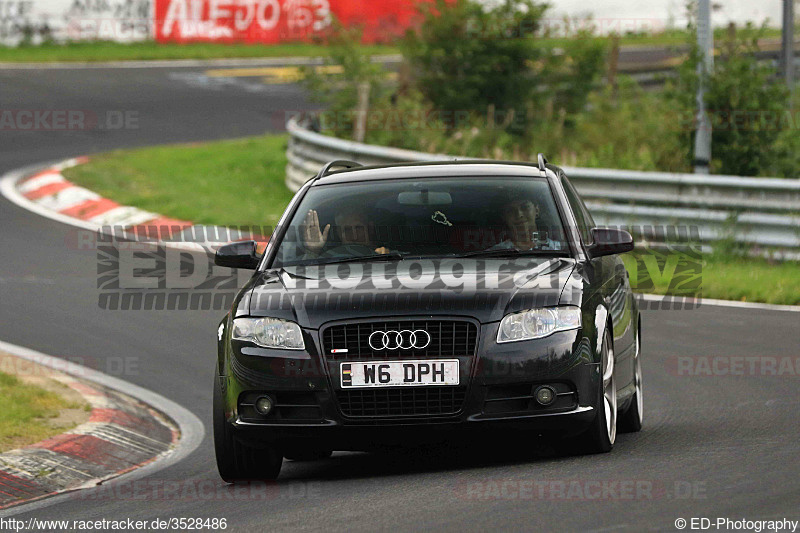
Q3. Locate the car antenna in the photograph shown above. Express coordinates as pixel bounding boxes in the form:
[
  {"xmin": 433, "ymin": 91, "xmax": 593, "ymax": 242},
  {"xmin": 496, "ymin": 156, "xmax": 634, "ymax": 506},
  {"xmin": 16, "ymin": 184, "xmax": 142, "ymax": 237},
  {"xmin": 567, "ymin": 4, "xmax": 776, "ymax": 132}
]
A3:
[
  {"xmin": 316, "ymin": 160, "xmax": 363, "ymax": 178},
  {"xmin": 537, "ymin": 153, "xmax": 548, "ymax": 171}
]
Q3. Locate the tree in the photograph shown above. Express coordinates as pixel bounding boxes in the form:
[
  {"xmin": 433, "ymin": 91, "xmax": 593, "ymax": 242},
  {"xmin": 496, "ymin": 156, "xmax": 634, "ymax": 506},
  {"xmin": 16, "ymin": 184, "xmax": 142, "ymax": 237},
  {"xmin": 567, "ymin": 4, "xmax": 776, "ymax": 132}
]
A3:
[
  {"xmin": 402, "ymin": 0, "xmax": 549, "ymax": 133},
  {"xmin": 668, "ymin": 22, "xmax": 791, "ymax": 176}
]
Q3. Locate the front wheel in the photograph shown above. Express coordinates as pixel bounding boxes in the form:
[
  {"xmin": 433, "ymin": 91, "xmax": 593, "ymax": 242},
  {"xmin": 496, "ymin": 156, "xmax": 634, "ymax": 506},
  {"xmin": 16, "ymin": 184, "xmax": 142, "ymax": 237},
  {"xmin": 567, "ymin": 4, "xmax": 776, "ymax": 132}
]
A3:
[
  {"xmin": 619, "ymin": 327, "xmax": 643, "ymax": 433},
  {"xmin": 213, "ymin": 372, "xmax": 282, "ymax": 482},
  {"xmin": 578, "ymin": 329, "xmax": 617, "ymax": 454}
]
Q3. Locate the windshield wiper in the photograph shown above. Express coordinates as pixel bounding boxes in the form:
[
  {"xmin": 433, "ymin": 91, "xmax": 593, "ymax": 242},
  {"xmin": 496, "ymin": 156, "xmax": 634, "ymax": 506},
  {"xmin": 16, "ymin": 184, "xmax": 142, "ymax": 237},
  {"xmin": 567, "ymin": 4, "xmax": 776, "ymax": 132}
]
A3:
[
  {"xmin": 448, "ymin": 248, "xmax": 569, "ymax": 259},
  {"xmin": 316, "ymin": 252, "xmax": 409, "ymax": 266}
]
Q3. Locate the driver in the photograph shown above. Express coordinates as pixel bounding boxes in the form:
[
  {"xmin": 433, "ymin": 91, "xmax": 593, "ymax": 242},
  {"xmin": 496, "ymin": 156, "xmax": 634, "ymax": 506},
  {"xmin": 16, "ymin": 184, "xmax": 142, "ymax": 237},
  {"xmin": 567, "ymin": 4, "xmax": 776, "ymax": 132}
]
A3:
[{"xmin": 300, "ymin": 208, "xmax": 390, "ymax": 256}]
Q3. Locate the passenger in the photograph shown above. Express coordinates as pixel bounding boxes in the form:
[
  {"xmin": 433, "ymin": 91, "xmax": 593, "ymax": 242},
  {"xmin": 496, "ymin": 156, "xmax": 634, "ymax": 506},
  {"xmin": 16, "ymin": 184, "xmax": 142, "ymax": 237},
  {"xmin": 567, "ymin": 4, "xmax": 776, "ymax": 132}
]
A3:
[{"xmin": 492, "ymin": 195, "xmax": 563, "ymax": 251}]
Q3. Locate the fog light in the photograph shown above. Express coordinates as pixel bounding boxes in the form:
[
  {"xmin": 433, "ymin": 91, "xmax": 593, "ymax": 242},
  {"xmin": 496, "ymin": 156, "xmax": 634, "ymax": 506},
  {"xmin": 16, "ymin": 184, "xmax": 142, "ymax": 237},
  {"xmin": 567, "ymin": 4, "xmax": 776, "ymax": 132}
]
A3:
[
  {"xmin": 254, "ymin": 396, "xmax": 274, "ymax": 416},
  {"xmin": 534, "ymin": 386, "xmax": 556, "ymax": 406}
]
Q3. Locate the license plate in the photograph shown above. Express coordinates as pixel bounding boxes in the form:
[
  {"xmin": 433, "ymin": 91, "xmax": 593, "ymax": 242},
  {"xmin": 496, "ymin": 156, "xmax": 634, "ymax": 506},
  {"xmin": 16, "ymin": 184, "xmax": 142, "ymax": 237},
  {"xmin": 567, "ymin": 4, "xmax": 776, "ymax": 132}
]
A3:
[{"xmin": 340, "ymin": 360, "xmax": 459, "ymax": 388}]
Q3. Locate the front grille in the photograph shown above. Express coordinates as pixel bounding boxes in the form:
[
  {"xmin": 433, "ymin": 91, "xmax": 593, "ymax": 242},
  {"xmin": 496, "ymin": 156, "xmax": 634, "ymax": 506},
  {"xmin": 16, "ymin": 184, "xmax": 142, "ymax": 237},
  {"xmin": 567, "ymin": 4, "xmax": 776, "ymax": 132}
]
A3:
[
  {"xmin": 337, "ymin": 386, "xmax": 467, "ymax": 417},
  {"xmin": 323, "ymin": 320, "xmax": 478, "ymax": 360}
]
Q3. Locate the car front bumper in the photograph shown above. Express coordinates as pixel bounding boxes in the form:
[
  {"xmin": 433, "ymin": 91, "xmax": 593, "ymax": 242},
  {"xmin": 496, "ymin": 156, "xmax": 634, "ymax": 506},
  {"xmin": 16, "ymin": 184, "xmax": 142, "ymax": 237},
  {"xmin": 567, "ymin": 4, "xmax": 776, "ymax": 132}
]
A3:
[{"xmin": 222, "ymin": 322, "xmax": 602, "ymax": 449}]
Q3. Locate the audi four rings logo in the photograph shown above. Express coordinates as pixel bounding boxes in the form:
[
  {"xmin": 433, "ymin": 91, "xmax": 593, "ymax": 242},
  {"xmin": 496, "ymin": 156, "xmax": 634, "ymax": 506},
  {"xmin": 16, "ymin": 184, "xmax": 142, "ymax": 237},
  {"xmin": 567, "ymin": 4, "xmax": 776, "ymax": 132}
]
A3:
[{"xmin": 368, "ymin": 329, "xmax": 431, "ymax": 350}]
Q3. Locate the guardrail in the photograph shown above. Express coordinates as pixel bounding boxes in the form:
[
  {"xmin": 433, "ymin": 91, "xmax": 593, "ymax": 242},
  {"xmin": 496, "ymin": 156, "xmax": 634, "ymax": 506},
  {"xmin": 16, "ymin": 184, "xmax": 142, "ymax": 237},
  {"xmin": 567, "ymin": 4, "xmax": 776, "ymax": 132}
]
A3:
[{"xmin": 285, "ymin": 116, "xmax": 800, "ymax": 255}]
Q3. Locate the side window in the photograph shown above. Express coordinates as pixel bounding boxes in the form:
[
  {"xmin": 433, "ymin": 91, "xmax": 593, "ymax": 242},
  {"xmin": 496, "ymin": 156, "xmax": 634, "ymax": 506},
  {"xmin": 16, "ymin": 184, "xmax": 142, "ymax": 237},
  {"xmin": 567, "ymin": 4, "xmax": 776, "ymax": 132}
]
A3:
[{"xmin": 560, "ymin": 175, "xmax": 594, "ymax": 244}]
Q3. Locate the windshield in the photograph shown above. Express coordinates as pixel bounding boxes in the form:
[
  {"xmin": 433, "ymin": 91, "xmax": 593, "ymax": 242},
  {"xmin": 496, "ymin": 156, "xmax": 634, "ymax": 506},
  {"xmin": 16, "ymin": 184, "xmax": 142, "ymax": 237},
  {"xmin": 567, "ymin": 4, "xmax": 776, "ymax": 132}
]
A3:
[{"xmin": 271, "ymin": 176, "xmax": 570, "ymax": 267}]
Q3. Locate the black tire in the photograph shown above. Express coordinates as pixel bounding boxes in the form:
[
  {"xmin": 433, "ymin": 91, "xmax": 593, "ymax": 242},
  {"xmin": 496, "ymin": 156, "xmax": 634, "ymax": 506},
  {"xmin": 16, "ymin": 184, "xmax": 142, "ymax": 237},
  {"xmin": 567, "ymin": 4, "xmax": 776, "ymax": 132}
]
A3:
[
  {"xmin": 284, "ymin": 449, "xmax": 333, "ymax": 462},
  {"xmin": 579, "ymin": 329, "xmax": 617, "ymax": 454},
  {"xmin": 213, "ymin": 372, "xmax": 282, "ymax": 482},
  {"xmin": 619, "ymin": 325, "xmax": 643, "ymax": 433}
]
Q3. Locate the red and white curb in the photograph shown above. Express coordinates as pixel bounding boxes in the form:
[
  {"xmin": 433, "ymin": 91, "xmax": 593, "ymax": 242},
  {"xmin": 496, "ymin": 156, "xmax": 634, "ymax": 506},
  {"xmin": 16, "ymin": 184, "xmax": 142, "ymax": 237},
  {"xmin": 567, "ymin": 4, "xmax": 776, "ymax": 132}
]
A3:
[
  {"xmin": 1, "ymin": 158, "xmax": 268, "ymax": 251},
  {"xmin": 0, "ymin": 371, "xmax": 177, "ymax": 509},
  {"xmin": 0, "ymin": 342, "xmax": 203, "ymax": 515},
  {"xmin": 12, "ymin": 157, "xmax": 192, "ymax": 241}
]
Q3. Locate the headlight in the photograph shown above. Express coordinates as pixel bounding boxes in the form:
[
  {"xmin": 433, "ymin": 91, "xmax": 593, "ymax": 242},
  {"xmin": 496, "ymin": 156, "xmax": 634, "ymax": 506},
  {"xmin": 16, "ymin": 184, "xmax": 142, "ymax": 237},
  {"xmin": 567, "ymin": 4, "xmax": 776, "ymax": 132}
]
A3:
[
  {"xmin": 497, "ymin": 306, "xmax": 581, "ymax": 343},
  {"xmin": 232, "ymin": 317, "xmax": 305, "ymax": 350}
]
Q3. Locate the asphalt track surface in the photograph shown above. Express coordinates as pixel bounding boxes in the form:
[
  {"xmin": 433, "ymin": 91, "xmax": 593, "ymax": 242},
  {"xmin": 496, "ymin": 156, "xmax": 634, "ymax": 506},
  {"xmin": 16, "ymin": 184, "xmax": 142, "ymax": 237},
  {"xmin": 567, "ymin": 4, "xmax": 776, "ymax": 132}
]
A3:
[{"xmin": 1, "ymin": 63, "xmax": 800, "ymax": 532}]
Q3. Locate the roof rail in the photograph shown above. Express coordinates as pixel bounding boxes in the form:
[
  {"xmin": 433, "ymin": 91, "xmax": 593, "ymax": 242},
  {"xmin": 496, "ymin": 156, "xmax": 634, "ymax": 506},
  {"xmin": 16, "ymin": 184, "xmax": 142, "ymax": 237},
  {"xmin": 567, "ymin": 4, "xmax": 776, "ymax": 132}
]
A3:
[
  {"xmin": 316, "ymin": 160, "xmax": 363, "ymax": 178},
  {"xmin": 537, "ymin": 153, "xmax": 548, "ymax": 171}
]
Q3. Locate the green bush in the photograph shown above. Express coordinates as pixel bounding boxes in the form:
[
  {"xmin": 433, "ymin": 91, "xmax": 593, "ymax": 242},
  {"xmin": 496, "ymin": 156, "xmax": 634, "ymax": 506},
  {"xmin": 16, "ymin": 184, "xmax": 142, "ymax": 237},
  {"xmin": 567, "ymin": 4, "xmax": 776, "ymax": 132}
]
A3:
[
  {"xmin": 400, "ymin": 0, "xmax": 607, "ymax": 138},
  {"xmin": 533, "ymin": 77, "xmax": 690, "ymax": 171},
  {"xmin": 300, "ymin": 19, "xmax": 684, "ymax": 171},
  {"xmin": 770, "ymin": 108, "xmax": 800, "ymax": 178}
]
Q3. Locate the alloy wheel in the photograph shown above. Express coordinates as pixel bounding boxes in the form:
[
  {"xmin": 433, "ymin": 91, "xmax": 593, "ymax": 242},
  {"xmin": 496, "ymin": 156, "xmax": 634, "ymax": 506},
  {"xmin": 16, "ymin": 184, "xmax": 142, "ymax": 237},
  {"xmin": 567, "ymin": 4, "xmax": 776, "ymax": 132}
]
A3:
[{"xmin": 603, "ymin": 338, "xmax": 617, "ymax": 445}]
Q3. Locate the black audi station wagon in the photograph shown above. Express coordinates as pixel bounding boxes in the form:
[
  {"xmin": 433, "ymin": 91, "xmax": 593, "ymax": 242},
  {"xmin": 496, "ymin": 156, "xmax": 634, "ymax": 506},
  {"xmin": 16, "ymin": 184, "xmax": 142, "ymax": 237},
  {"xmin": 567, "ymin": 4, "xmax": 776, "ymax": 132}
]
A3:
[{"xmin": 213, "ymin": 158, "xmax": 643, "ymax": 481}]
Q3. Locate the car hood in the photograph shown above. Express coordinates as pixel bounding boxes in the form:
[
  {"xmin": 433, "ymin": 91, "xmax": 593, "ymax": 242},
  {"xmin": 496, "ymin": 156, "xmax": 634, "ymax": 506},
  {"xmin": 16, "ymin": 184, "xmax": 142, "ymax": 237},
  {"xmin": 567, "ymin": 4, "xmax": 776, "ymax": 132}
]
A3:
[{"xmin": 247, "ymin": 257, "xmax": 577, "ymax": 328}]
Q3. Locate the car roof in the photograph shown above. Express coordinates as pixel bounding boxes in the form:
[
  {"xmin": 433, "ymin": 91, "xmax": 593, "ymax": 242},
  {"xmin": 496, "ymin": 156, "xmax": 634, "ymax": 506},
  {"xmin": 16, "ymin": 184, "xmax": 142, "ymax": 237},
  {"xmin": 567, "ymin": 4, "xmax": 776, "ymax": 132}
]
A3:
[{"xmin": 312, "ymin": 160, "xmax": 554, "ymax": 186}]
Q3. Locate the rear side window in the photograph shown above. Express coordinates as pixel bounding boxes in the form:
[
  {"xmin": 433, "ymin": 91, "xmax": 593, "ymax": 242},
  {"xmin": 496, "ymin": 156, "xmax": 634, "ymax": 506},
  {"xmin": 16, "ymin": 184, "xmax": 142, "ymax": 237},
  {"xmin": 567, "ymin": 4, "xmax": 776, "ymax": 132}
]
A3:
[{"xmin": 561, "ymin": 175, "xmax": 595, "ymax": 245}]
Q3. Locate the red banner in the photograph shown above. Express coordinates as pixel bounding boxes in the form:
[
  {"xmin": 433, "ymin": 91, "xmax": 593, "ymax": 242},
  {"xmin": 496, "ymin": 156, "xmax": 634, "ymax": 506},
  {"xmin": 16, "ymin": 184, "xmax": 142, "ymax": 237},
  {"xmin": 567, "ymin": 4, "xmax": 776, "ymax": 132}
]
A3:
[{"xmin": 154, "ymin": 0, "xmax": 422, "ymax": 43}]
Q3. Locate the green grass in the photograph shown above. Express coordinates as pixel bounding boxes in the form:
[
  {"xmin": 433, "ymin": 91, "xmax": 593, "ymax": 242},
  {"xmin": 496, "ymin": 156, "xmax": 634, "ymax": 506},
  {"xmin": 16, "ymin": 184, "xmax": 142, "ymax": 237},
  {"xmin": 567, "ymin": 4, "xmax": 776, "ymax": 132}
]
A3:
[
  {"xmin": 695, "ymin": 254, "xmax": 800, "ymax": 305},
  {"xmin": 621, "ymin": 251, "xmax": 800, "ymax": 306},
  {"xmin": 0, "ymin": 372, "xmax": 82, "ymax": 451},
  {"xmin": 0, "ymin": 41, "xmax": 398, "ymax": 62},
  {"xmin": 63, "ymin": 134, "xmax": 294, "ymax": 227},
  {"xmin": 64, "ymin": 135, "xmax": 799, "ymax": 305},
  {"xmin": 0, "ymin": 26, "xmax": 788, "ymax": 63}
]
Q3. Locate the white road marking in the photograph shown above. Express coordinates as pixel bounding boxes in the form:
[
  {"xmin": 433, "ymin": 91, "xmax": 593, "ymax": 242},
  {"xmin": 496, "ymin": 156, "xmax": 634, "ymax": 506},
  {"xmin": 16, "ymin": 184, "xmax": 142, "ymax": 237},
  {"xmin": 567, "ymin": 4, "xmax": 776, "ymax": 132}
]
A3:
[{"xmin": 637, "ymin": 293, "xmax": 800, "ymax": 313}]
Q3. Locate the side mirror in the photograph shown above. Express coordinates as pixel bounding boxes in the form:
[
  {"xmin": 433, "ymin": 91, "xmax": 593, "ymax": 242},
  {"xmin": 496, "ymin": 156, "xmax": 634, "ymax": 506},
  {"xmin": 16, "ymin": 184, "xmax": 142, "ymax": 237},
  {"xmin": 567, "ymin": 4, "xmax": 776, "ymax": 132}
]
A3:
[
  {"xmin": 215, "ymin": 240, "xmax": 260, "ymax": 269},
  {"xmin": 587, "ymin": 228, "xmax": 634, "ymax": 258}
]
